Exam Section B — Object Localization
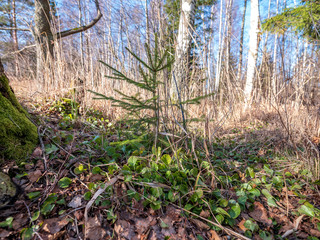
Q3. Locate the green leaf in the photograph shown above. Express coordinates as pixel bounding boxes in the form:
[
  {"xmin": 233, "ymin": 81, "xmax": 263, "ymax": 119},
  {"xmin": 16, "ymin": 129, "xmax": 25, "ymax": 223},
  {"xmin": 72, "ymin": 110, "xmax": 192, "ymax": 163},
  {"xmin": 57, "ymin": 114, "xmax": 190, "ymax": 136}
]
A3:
[
  {"xmin": 21, "ymin": 227, "xmax": 34, "ymax": 240},
  {"xmin": 27, "ymin": 191, "xmax": 41, "ymax": 200},
  {"xmin": 128, "ymin": 156, "xmax": 138, "ymax": 168},
  {"xmin": 58, "ymin": 177, "xmax": 72, "ymax": 188},
  {"xmin": 216, "ymin": 207, "xmax": 230, "ymax": 217},
  {"xmin": 229, "ymin": 203, "xmax": 241, "ymax": 219},
  {"xmin": 59, "ymin": 210, "xmax": 66, "ymax": 215},
  {"xmin": 244, "ymin": 220, "xmax": 258, "ymax": 232},
  {"xmin": 161, "ymin": 154, "xmax": 172, "ymax": 165},
  {"xmin": 184, "ymin": 203, "xmax": 193, "ymax": 211},
  {"xmin": 41, "ymin": 203, "xmax": 55, "ymax": 215},
  {"xmin": 246, "ymin": 167, "xmax": 255, "ymax": 178},
  {"xmin": 16, "ymin": 172, "xmax": 28, "ymax": 179},
  {"xmin": 151, "ymin": 200, "xmax": 161, "ymax": 210},
  {"xmin": 249, "ymin": 188, "xmax": 261, "ymax": 197},
  {"xmin": 262, "ymin": 189, "xmax": 277, "ymax": 207},
  {"xmin": 215, "ymin": 214, "xmax": 224, "ymax": 224},
  {"xmin": 267, "ymin": 198, "xmax": 277, "ymax": 207},
  {"xmin": 74, "ymin": 164, "xmax": 86, "ymax": 174},
  {"xmin": 197, "ymin": 235, "xmax": 205, "ymax": 240},
  {"xmin": 45, "ymin": 144, "xmax": 59, "ymax": 155},
  {"xmin": 195, "ymin": 189, "xmax": 203, "ymax": 198},
  {"xmin": 263, "ymin": 165, "xmax": 274, "ymax": 176},
  {"xmin": 31, "ymin": 211, "xmax": 40, "ymax": 222},
  {"xmin": 261, "ymin": 189, "xmax": 272, "ymax": 199},
  {"xmin": 219, "ymin": 199, "xmax": 229, "ymax": 208},
  {"xmin": 92, "ymin": 166, "xmax": 102, "ymax": 174},
  {"xmin": 299, "ymin": 205, "xmax": 315, "ymax": 217},
  {"xmin": 84, "ymin": 191, "xmax": 92, "ymax": 201},
  {"xmin": 0, "ymin": 217, "xmax": 13, "ymax": 228},
  {"xmin": 56, "ymin": 198, "xmax": 66, "ymax": 205}
]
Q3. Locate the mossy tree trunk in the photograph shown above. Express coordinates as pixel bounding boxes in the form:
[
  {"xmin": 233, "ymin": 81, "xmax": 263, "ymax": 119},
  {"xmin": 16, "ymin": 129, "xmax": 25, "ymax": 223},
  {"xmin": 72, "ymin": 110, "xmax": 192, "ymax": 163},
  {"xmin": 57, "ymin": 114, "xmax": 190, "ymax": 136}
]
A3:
[{"xmin": 0, "ymin": 59, "xmax": 38, "ymax": 164}]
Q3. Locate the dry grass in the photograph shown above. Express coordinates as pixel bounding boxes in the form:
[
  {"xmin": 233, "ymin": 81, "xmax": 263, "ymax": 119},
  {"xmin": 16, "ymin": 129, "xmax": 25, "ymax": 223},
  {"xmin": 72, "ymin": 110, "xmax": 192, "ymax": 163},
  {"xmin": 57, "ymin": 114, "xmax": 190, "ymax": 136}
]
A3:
[{"xmin": 9, "ymin": 72, "xmax": 320, "ymax": 179}]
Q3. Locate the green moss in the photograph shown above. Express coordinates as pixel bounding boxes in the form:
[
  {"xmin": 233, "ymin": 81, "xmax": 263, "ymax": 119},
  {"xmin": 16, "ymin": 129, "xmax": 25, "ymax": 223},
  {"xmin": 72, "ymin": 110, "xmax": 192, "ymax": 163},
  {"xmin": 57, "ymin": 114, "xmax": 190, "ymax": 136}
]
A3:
[{"xmin": 0, "ymin": 74, "xmax": 38, "ymax": 164}]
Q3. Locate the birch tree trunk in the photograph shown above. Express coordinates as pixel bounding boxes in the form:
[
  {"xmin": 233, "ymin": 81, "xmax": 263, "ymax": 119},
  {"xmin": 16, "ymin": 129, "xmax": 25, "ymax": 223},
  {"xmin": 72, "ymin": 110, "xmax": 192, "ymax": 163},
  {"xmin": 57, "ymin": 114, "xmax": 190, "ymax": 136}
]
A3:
[
  {"xmin": 215, "ymin": 0, "xmax": 224, "ymax": 92},
  {"xmin": 244, "ymin": 0, "xmax": 260, "ymax": 104},
  {"xmin": 237, "ymin": 0, "xmax": 247, "ymax": 82},
  {"xmin": 225, "ymin": 0, "xmax": 233, "ymax": 90},
  {"xmin": 271, "ymin": 0, "xmax": 279, "ymax": 100},
  {"xmin": 171, "ymin": 0, "xmax": 196, "ymax": 101}
]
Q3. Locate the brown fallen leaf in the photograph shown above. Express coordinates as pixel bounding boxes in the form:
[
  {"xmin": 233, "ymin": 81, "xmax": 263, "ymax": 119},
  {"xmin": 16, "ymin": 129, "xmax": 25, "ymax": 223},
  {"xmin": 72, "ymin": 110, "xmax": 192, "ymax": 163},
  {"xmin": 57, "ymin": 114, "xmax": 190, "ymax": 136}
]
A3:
[
  {"xmin": 209, "ymin": 230, "xmax": 221, "ymax": 240},
  {"xmin": 310, "ymin": 229, "xmax": 320, "ymax": 237},
  {"xmin": 86, "ymin": 216, "xmax": 107, "ymax": 240},
  {"xmin": 114, "ymin": 219, "xmax": 136, "ymax": 240},
  {"xmin": 166, "ymin": 205, "xmax": 182, "ymax": 221},
  {"xmin": 200, "ymin": 210, "xmax": 210, "ymax": 218},
  {"xmin": 89, "ymin": 174, "xmax": 106, "ymax": 182},
  {"xmin": 249, "ymin": 202, "xmax": 272, "ymax": 225},
  {"xmin": 0, "ymin": 229, "xmax": 11, "ymax": 238},
  {"xmin": 68, "ymin": 195, "xmax": 83, "ymax": 208},
  {"xmin": 42, "ymin": 217, "xmax": 69, "ymax": 234},
  {"xmin": 28, "ymin": 170, "xmax": 43, "ymax": 183},
  {"xmin": 12, "ymin": 213, "xmax": 29, "ymax": 230},
  {"xmin": 74, "ymin": 210, "xmax": 83, "ymax": 221},
  {"xmin": 190, "ymin": 218, "xmax": 210, "ymax": 230},
  {"xmin": 36, "ymin": 159, "xmax": 45, "ymax": 171},
  {"xmin": 39, "ymin": 230, "xmax": 66, "ymax": 240},
  {"xmin": 32, "ymin": 147, "xmax": 43, "ymax": 158},
  {"xmin": 135, "ymin": 216, "xmax": 154, "ymax": 235},
  {"xmin": 149, "ymin": 225, "xmax": 165, "ymax": 240},
  {"xmin": 177, "ymin": 226, "xmax": 187, "ymax": 239},
  {"xmin": 238, "ymin": 219, "xmax": 248, "ymax": 232}
]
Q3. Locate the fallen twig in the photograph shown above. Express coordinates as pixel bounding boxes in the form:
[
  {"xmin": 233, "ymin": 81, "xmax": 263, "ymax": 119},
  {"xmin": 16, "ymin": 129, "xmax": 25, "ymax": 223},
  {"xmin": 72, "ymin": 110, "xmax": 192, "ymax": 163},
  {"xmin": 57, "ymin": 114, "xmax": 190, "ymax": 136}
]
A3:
[
  {"xmin": 84, "ymin": 176, "xmax": 119, "ymax": 239},
  {"xmin": 282, "ymin": 215, "xmax": 305, "ymax": 238}
]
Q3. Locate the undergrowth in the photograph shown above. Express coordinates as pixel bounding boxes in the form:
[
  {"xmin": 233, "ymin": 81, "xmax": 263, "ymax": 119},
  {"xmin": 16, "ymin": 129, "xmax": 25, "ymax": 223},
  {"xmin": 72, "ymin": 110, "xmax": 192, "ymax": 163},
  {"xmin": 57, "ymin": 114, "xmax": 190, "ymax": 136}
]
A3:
[{"xmin": 1, "ymin": 98, "xmax": 320, "ymax": 240}]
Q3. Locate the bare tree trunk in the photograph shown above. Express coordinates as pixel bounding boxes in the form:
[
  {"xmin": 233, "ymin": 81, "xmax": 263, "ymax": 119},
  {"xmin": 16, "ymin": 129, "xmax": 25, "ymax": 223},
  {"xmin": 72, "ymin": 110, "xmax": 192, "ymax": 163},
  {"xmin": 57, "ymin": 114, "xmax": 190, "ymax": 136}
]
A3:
[
  {"xmin": 237, "ymin": 0, "xmax": 247, "ymax": 82},
  {"xmin": 215, "ymin": 0, "xmax": 224, "ymax": 92},
  {"xmin": 271, "ymin": 0, "xmax": 279, "ymax": 100},
  {"xmin": 244, "ymin": 0, "xmax": 260, "ymax": 105},
  {"xmin": 225, "ymin": 0, "xmax": 233, "ymax": 93},
  {"xmin": 78, "ymin": 0, "xmax": 84, "ymax": 69},
  {"xmin": 33, "ymin": 0, "xmax": 102, "ymax": 86},
  {"xmin": 145, "ymin": 0, "xmax": 150, "ymax": 45},
  {"xmin": 34, "ymin": 0, "xmax": 53, "ymax": 86},
  {"xmin": 12, "ymin": 0, "xmax": 19, "ymax": 76},
  {"xmin": 170, "ymin": 0, "xmax": 196, "ymax": 101}
]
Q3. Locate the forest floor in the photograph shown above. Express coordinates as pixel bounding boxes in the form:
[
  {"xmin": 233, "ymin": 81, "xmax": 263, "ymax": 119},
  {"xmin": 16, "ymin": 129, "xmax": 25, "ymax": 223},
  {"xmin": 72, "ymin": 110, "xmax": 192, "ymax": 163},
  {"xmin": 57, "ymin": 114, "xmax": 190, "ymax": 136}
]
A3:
[{"xmin": 1, "ymin": 96, "xmax": 320, "ymax": 240}]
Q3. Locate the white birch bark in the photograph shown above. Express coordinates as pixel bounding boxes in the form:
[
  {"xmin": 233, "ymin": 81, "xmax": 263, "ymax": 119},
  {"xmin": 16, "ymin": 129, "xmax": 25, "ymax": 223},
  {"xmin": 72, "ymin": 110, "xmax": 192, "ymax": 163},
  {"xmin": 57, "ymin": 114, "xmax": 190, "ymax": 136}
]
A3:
[
  {"xmin": 237, "ymin": 0, "xmax": 247, "ymax": 82},
  {"xmin": 244, "ymin": 0, "xmax": 260, "ymax": 104},
  {"xmin": 271, "ymin": 0, "xmax": 279, "ymax": 99},
  {"xmin": 215, "ymin": 0, "xmax": 224, "ymax": 92},
  {"xmin": 171, "ymin": 0, "xmax": 196, "ymax": 100}
]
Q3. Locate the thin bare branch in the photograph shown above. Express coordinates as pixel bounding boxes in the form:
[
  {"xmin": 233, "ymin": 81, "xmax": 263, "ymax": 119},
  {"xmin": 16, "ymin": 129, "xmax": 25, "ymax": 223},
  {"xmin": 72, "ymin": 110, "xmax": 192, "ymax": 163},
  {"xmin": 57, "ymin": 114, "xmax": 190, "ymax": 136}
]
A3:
[{"xmin": 57, "ymin": 0, "xmax": 102, "ymax": 39}]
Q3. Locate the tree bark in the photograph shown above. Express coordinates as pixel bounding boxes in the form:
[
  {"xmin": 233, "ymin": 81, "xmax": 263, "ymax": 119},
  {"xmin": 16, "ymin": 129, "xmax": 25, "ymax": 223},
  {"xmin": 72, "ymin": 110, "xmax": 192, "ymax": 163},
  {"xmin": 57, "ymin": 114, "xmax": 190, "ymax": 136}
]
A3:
[
  {"xmin": 244, "ymin": 0, "xmax": 260, "ymax": 105},
  {"xmin": 32, "ymin": 0, "xmax": 102, "ymax": 83},
  {"xmin": 171, "ymin": 0, "xmax": 196, "ymax": 101},
  {"xmin": 12, "ymin": 0, "xmax": 19, "ymax": 76},
  {"xmin": 215, "ymin": 0, "xmax": 224, "ymax": 92},
  {"xmin": 34, "ymin": 0, "xmax": 53, "ymax": 84},
  {"xmin": 237, "ymin": 0, "xmax": 247, "ymax": 82}
]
